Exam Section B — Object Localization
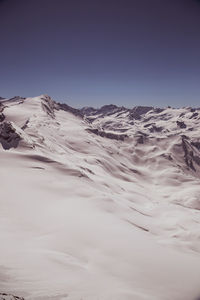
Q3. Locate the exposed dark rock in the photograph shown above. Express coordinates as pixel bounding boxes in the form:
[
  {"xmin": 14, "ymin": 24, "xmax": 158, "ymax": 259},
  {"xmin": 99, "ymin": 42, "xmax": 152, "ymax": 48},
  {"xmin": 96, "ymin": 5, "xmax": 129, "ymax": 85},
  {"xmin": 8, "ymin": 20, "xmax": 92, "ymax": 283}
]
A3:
[
  {"xmin": 98, "ymin": 104, "xmax": 118, "ymax": 114},
  {"xmin": 8, "ymin": 96, "xmax": 25, "ymax": 103},
  {"xmin": 143, "ymin": 116, "xmax": 154, "ymax": 123},
  {"xmin": 0, "ymin": 293, "xmax": 24, "ymax": 300},
  {"xmin": 193, "ymin": 155, "xmax": 200, "ymax": 166},
  {"xmin": 189, "ymin": 112, "xmax": 198, "ymax": 119},
  {"xmin": 191, "ymin": 141, "xmax": 200, "ymax": 151},
  {"xmin": 157, "ymin": 113, "xmax": 171, "ymax": 121},
  {"xmin": 115, "ymin": 128, "xmax": 129, "ymax": 133},
  {"xmin": 136, "ymin": 131, "xmax": 148, "ymax": 137},
  {"xmin": 82, "ymin": 105, "xmax": 153, "ymax": 121},
  {"xmin": 182, "ymin": 138, "xmax": 196, "ymax": 171},
  {"xmin": 81, "ymin": 104, "xmax": 126, "ymax": 117},
  {"xmin": 181, "ymin": 134, "xmax": 189, "ymax": 139},
  {"xmin": 144, "ymin": 123, "xmax": 154, "ymax": 128},
  {"xmin": 80, "ymin": 106, "xmax": 96, "ymax": 116},
  {"xmin": 129, "ymin": 121, "xmax": 134, "ymax": 125},
  {"xmin": 9, "ymin": 96, "xmax": 25, "ymax": 100},
  {"xmin": 21, "ymin": 119, "xmax": 29, "ymax": 130},
  {"xmin": 136, "ymin": 132, "xmax": 148, "ymax": 144},
  {"xmin": 149, "ymin": 125, "xmax": 163, "ymax": 133},
  {"xmin": 41, "ymin": 95, "xmax": 56, "ymax": 118},
  {"xmin": 85, "ymin": 116, "xmax": 96, "ymax": 123},
  {"xmin": 0, "ymin": 113, "xmax": 5, "ymax": 122},
  {"xmin": 86, "ymin": 128, "xmax": 128, "ymax": 141},
  {"xmin": 137, "ymin": 135, "xmax": 145, "ymax": 144},
  {"xmin": 181, "ymin": 137, "xmax": 200, "ymax": 171},
  {"xmin": 57, "ymin": 103, "xmax": 83, "ymax": 118},
  {"xmin": 129, "ymin": 168, "xmax": 142, "ymax": 175},
  {"xmin": 0, "ymin": 102, "xmax": 4, "ymax": 113},
  {"xmin": 154, "ymin": 108, "xmax": 164, "ymax": 113},
  {"xmin": 0, "ymin": 122, "xmax": 21, "ymax": 150},
  {"xmin": 115, "ymin": 110, "xmax": 127, "ymax": 117},
  {"xmin": 177, "ymin": 120, "xmax": 187, "ymax": 128},
  {"xmin": 129, "ymin": 106, "xmax": 153, "ymax": 120},
  {"xmin": 161, "ymin": 153, "xmax": 173, "ymax": 161}
]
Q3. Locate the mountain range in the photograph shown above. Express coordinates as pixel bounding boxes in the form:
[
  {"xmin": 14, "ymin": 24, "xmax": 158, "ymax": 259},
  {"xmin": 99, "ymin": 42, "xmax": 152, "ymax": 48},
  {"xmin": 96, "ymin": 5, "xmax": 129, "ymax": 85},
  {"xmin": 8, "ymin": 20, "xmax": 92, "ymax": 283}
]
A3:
[{"xmin": 0, "ymin": 95, "xmax": 200, "ymax": 300}]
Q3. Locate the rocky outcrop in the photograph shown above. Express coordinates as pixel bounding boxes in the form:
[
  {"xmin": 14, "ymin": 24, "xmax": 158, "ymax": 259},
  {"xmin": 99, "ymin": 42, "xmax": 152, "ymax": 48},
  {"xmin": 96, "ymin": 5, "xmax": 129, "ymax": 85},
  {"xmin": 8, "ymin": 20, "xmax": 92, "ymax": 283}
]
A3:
[
  {"xmin": 81, "ymin": 104, "xmax": 126, "ymax": 117},
  {"xmin": 0, "ymin": 102, "xmax": 4, "ymax": 111},
  {"xmin": 182, "ymin": 137, "xmax": 200, "ymax": 171},
  {"xmin": 80, "ymin": 106, "xmax": 96, "ymax": 116},
  {"xmin": 191, "ymin": 141, "xmax": 200, "ymax": 151},
  {"xmin": 129, "ymin": 106, "xmax": 153, "ymax": 120},
  {"xmin": 86, "ymin": 128, "xmax": 128, "ymax": 141},
  {"xmin": 0, "ymin": 122, "xmax": 21, "ymax": 150},
  {"xmin": 41, "ymin": 95, "xmax": 56, "ymax": 118},
  {"xmin": 189, "ymin": 112, "xmax": 198, "ymax": 119},
  {"xmin": 0, "ymin": 113, "xmax": 5, "ymax": 122},
  {"xmin": 98, "ymin": 104, "xmax": 125, "ymax": 116},
  {"xmin": 177, "ymin": 120, "xmax": 187, "ymax": 128},
  {"xmin": 149, "ymin": 125, "xmax": 163, "ymax": 133},
  {"xmin": 136, "ymin": 132, "xmax": 148, "ymax": 144},
  {"xmin": 4, "ymin": 97, "xmax": 25, "ymax": 105},
  {"xmin": 0, "ymin": 102, "xmax": 5, "ymax": 122},
  {"xmin": 9, "ymin": 96, "xmax": 25, "ymax": 101},
  {"xmin": 57, "ymin": 103, "xmax": 83, "ymax": 118},
  {"xmin": 0, "ymin": 294, "xmax": 24, "ymax": 300}
]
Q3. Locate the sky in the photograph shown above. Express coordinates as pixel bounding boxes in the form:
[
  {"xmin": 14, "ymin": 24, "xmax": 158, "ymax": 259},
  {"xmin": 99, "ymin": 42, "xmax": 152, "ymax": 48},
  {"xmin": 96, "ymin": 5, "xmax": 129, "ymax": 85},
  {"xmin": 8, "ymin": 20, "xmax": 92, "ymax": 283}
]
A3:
[{"xmin": 0, "ymin": 0, "xmax": 200, "ymax": 108}]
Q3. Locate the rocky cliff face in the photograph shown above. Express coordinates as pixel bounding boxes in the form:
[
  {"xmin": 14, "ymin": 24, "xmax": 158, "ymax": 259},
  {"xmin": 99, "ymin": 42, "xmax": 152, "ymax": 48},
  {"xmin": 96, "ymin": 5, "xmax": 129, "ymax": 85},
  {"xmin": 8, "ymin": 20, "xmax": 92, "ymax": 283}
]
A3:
[{"xmin": 0, "ymin": 122, "xmax": 21, "ymax": 150}]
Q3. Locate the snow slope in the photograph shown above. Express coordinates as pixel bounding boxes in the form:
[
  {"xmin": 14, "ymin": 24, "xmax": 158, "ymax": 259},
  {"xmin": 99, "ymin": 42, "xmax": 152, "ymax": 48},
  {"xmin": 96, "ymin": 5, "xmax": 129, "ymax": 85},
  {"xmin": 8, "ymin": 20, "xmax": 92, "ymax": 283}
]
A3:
[{"xmin": 0, "ymin": 95, "xmax": 200, "ymax": 300}]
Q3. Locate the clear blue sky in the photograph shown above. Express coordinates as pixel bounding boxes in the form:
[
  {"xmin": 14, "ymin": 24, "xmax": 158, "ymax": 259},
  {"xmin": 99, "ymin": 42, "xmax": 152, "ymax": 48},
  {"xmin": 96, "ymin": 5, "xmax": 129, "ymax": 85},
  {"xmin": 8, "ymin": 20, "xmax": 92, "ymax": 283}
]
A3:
[{"xmin": 0, "ymin": 0, "xmax": 200, "ymax": 108}]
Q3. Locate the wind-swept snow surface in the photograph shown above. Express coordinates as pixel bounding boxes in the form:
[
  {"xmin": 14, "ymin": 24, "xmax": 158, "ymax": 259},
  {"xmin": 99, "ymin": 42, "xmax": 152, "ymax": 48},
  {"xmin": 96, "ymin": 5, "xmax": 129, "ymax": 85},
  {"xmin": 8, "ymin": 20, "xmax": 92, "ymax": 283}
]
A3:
[{"xmin": 0, "ymin": 96, "xmax": 200, "ymax": 300}]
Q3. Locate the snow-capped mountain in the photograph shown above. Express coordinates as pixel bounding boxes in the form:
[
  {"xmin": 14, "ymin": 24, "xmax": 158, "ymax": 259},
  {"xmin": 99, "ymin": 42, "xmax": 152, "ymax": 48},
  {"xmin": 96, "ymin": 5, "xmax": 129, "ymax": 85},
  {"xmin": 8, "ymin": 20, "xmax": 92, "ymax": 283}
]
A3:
[{"xmin": 1, "ymin": 95, "xmax": 200, "ymax": 300}]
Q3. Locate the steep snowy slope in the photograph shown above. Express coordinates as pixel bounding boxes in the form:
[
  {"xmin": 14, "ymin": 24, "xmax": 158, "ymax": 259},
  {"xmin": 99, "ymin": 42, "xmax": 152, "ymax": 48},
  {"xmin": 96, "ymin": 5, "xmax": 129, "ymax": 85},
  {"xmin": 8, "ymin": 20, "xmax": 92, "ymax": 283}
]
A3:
[{"xmin": 0, "ymin": 96, "xmax": 200, "ymax": 300}]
